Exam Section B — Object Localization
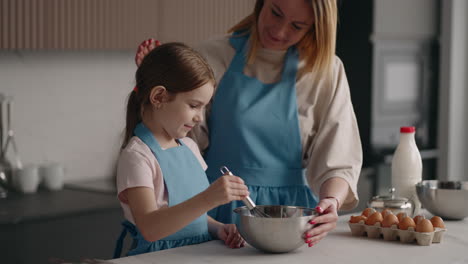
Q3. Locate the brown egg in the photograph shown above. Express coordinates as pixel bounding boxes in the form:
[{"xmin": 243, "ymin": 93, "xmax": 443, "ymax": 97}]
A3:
[
  {"xmin": 381, "ymin": 209, "xmax": 393, "ymax": 218},
  {"xmin": 430, "ymin": 216, "xmax": 446, "ymax": 228},
  {"xmin": 416, "ymin": 219, "xmax": 434, "ymax": 233},
  {"xmin": 396, "ymin": 212, "xmax": 407, "ymax": 222},
  {"xmin": 349, "ymin": 215, "xmax": 367, "ymax": 223},
  {"xmin": 398, "ymin": 216, "xmax": 416, "ymax": 230},
  {"xmin": 362, "ymin": 208, "xmax": 376, "ymax": 217},
  {"xmin": 413, "ymin": 215, "xmax": 425, "ymax": 224},
  {"xmin": 365, "ymin": 212, "xmax": 383, "ymax": 226},
  {"xmin": 382, "ymin": 213, "xmax": 399, "ymax": 228}
]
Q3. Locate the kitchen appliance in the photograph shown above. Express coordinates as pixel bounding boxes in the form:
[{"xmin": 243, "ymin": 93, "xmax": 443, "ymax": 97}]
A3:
[
  {"xmin": 0, "ymin": 93, "xmax": 7, "ymax": 197},
  {"xmin": 0, "ymin": 96, "xmax": 22, "ymax": 196}
]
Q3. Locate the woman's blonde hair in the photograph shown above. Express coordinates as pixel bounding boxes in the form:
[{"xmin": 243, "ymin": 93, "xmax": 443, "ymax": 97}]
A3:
[{"xmin": 229, "ymin": 0, "xmax": 337, "ymax": 78}]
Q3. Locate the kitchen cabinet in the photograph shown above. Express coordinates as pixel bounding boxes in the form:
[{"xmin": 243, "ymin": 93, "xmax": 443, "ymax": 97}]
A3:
[
  {"xmin": 0, "ymin": 188, "xmax": 128, "ymax": 264},
  {"xmin": 0, "ymin": 0, "xmax": 254, "ymax": 49},
  {"xmin": 1, "ymin": 0, "xmax": 160, "ymax": 49}
]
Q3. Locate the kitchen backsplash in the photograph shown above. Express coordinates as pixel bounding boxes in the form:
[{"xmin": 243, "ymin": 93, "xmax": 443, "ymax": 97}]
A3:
[{"xmin": 0, "ymin": 50, "xmax": 134, "ymax": 182}]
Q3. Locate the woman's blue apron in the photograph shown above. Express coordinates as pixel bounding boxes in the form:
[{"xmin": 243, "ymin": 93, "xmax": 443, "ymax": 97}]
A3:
[
  {"xmin": 204, "ymin": 32, "xmax": 317, "ymax": 224},
  {"xmin": 113, "ymin": 123, "xmax": 211, "ymax": 258}
]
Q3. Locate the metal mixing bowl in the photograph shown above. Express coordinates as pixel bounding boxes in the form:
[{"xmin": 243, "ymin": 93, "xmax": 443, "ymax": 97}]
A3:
[
  {"xmin": 416, "ymin": 180, "xmax": 468, "ymax": 220},
  {"xmin": 233, "ymin": 205, "xmax": 317, "ymax": 253}
]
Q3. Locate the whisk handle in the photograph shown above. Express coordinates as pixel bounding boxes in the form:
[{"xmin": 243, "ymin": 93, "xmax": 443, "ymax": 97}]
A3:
[
  {"xmin": 219, "ymin": 166, "xmax": 256, "ymax": 210},
  {"xmin": 242, "ymin": 196, "xmax": 256, "ymax": 210},
  {"xmin": 219, "ymin": 166, "xmax": 232, "ymax": 175}
]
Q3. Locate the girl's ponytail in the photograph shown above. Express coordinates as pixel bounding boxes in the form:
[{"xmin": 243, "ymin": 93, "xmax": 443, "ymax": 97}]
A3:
[{"xmin": 122, "ymin": 90, "xmax": 141, "ymax": 149}]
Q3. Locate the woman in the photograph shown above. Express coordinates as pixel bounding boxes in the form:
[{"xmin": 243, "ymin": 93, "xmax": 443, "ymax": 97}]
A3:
[{"xmin": 136, "ymin": 0, "xmax": 362, "ymax": 247}]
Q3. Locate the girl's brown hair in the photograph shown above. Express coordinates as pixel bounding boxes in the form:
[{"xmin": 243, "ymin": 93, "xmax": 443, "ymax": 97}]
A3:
[
  {"xmin": 122, "ymin": 42, "xmax": 215, "ymax": 148},
  {"xmin": 229, "ymin": 0, "xmax": 337, "ymax": 78}
]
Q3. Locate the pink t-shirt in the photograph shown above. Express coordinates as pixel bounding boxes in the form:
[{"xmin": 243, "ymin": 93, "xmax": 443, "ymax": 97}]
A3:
[{"xmin": 116, "ymin": 136, "xmax": 208, "ymax": 224}]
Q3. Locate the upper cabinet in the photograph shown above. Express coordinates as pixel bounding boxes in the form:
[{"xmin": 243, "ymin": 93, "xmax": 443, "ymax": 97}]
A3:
[{"xmin": 0, "ymin": 0, "xmax": 254, "ymax": 50}]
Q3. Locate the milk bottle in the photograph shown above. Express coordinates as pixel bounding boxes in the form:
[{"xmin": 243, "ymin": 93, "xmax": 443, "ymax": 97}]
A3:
[{"xmin": 391, "ymin": 126, "xmax": 422, "ymax": 215}]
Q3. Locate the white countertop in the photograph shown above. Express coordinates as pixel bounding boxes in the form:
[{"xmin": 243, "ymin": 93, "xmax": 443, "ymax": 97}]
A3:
[{"xmin": 109, "ymin": 212, "xmax": 468, "ymax": 264}]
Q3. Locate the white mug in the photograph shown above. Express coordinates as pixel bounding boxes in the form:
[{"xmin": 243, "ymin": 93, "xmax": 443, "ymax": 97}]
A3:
[
  {"xmin": 40, "ymin": 163, "xmax": 65, "ymax": 191},
  {"xmin": 14, "ymin": 166, "xmax": 40, "ymax": 194}
]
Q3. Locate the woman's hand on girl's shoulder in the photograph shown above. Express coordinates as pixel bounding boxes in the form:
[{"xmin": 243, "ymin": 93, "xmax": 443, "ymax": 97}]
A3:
[
  {"xmin": 217, "ymin": 224, "xmax": 245, "ymax": 249},
  {"xmin": 135, "ymin": 38, "xmax": 161, "ymax": 66}
]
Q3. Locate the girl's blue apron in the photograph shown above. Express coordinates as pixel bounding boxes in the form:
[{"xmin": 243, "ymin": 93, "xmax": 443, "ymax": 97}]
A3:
[
  {"xmin": 113, "ymin": 123, "xmax": 211, "ymax": 258},
  {"xmin": 204, "ymin": 32, "xmax": 317, "ymax": 224}
]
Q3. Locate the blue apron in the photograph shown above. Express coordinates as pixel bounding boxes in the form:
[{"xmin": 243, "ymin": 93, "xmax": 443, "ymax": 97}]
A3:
[
  {"xmin": 204, "ymin": 32, "xmax": 317, "ymax": 224},
  {"xmin": 114, "ymin": 123, "xmax": 211, "ymax": 258}
]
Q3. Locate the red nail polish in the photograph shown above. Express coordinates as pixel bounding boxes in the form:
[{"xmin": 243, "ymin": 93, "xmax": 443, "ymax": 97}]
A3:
[
  {"xmin": 305, "ymin": 239, "xmax": 311, "ymax": 243},
  {"xmin": 315, "ymin": 206, "xmax": 322, "ymax": 211},
  {"xmin": 306, "ymin": 234, "xmax": 312, "ymax": 238},
  {"xmin": 308, "ymin": 243, "xmax": 313, "ymax": 247}
]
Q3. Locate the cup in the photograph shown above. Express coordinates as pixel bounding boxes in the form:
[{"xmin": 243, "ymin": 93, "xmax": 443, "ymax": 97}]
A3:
[
  {"xmin": 13, "ymin": 166, "xmax": 40, "ymax": 194},
  {"xmin": 40, "ymin": 163, "xmax": 65, "ymax": 191}
]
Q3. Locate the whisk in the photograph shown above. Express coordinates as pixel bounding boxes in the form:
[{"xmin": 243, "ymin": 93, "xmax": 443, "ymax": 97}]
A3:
[{"xmin": 220, "ymin": 166, "xmax": 271, "ymax": 218}]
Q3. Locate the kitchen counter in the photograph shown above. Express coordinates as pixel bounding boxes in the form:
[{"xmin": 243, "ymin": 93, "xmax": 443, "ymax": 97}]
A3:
[
  {"xmin": 0, "ymin": 188, "xmax": 119, "ymax": 224},
  {"xmin": 110, "ymin": 212, "xmax": 468, "ymax": 264}
]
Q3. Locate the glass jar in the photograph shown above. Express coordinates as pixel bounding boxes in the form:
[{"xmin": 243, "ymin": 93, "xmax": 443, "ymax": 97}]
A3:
[{"xmin": 367, "ymin": 188, "xmax": 415, "ymax": 217}]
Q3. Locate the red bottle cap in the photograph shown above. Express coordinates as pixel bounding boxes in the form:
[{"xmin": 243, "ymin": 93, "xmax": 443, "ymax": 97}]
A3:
[{"xmin": 400, "ymin": 126, "xmax": 416, "ymax": 133}]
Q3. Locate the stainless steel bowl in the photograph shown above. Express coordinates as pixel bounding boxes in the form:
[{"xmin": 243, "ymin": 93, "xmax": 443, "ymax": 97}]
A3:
[
  {"xmin": 416, "ymin": 180, "xmax": 468, "ymax": 220},
  {"xmin": 233, "ymin": 205, "xmax": 316, "ymax": 253}
]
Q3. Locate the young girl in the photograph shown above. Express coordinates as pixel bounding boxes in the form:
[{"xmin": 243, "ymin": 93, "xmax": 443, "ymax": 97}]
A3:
[{"xmin": 114, "ymin": 42, "xmax": 249, "ymax": 258}]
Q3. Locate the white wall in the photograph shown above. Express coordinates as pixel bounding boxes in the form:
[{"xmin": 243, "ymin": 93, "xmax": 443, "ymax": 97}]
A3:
[{"xmin": 0, "ymin": 51, "xmax": 134, "ymax": 182}]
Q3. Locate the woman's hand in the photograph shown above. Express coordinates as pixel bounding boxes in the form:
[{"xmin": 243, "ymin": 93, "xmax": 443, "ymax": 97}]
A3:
[
  {"xmin": 217, "ymin": 224, "xmax": 245, "ymax": 248},
  {"xmin": 135, "ymin": 38, "xmax": 161, "ymax": 66},
  {"xmin": 203, "ymin": 175, "xmax": 249, "ymax": 208},
  {"xmin": 302, "ymin": 197, "xmax": 339, "ymax": 247}
]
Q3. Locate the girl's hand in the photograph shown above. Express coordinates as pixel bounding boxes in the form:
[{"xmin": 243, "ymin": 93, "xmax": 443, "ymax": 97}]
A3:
[
  {"xmin": 135, "ymin": 38, "xmax": 161, "ymax": 66},
  {"xmin": 217, "ymin": 224, "xmax": 245, "ymax": 248},
  {"xmin": 302, "ymin": 197, "xmax": 339, "ymax": 247},
  {"xmin": 203, "ymin": 175, "xmax": 249, "ymax": 207}
]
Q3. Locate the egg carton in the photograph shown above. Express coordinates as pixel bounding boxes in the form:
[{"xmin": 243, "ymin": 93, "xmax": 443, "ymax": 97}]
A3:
[{"xmin": 348, "ymin": 220, "xmax": 446, "ymax": 246}]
